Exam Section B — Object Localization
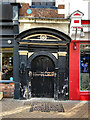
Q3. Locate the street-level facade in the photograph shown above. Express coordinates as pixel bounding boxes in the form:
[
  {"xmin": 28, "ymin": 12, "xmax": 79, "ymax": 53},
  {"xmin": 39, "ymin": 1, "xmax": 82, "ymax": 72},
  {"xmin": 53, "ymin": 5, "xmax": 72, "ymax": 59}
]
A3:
[
  {"xmin": 0, "ymin": 2, "xmax": 20, "ymax": 98},
  {"xmin": 0, "ymin": 0, "xmax": 90, "ymax": 100},
  {"xmin": 69, "ymin": 10, "xmax": 90, "ymax": 100}
]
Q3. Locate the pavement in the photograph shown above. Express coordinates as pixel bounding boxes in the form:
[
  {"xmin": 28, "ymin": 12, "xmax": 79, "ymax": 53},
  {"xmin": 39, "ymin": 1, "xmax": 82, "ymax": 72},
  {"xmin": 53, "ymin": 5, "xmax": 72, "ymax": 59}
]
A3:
[{"xmin": 0, "ymin": 98, "xmax": 89, "ymax": 119}]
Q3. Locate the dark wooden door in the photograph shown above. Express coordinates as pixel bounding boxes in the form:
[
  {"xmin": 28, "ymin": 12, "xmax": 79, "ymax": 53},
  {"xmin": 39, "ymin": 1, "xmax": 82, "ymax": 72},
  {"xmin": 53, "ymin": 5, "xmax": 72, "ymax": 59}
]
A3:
[{"xmin": 31, "ymin": 56, "xmax": 55, "ymax": 97}]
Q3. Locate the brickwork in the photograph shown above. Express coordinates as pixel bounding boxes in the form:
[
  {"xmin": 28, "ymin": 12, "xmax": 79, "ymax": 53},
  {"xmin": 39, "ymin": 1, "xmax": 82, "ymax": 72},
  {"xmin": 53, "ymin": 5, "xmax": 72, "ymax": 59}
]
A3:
[
  {"xmin": 0, "ymin": 83, "xmax": 14, "ymax": 98},
  {"xmin": 20, "ymin": 3, "xmax": 65, "ymax": 18},
  {"xmin": 58, "ymin": 5, "xmax": 65, "ymax": 9},
  {"xmin": 20, "ymin": 3, "xmax": 30, "ymax": 16}
]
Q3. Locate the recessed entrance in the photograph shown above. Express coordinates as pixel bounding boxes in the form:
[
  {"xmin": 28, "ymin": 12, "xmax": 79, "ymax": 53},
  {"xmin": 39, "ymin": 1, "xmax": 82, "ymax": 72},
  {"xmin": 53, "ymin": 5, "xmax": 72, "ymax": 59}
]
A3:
[
  {"xmin": 14, "ymin": 27, "xmax": 71, "ymax": 99},
  {"xmin": 31, "ymin": 55, "xmax": 55, "ymax": 98}
]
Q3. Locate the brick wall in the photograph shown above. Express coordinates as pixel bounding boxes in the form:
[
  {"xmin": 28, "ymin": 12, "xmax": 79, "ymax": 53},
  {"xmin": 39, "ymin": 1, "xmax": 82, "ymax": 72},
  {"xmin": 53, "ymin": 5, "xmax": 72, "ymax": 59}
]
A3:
[
  {"xmin": 20, "ymin": 3, "xmax": 65, "ymax": 18},
  {"xmin": 20, "ymin": 3, "xmax": 30, "ymax": 16},
  {"xmin": 0, "ymin": 83, "xmax": 14, "ymax": 98}
]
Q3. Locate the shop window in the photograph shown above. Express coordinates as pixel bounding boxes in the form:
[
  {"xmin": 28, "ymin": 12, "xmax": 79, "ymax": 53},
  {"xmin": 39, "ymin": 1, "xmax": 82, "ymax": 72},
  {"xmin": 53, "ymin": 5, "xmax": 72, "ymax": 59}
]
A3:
[
  {"xmin": 80, "ymin": 44, "xmax": 90, "ymax": 91},
  {"xmin": 1, "ymin": 49, "xmax": 13, "ymax": 80}
]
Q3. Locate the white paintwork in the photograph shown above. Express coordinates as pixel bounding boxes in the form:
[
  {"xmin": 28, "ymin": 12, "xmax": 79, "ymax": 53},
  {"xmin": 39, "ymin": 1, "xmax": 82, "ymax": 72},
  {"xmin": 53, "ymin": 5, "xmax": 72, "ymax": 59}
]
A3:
[
  {"xmin": 70, "ymin": 10, "xmax": 84, "ymax": 40},
  {"xmin": 28, "ymin": 52, "xmax": 34, "ymax": 58},
  {"xmin": 69, "ymin": 0, "xmax": 89, "ymax": 20},
  {"xmin": 57, "ymin": 0, "xmax": 89, "ymax": 19},
  {"xmin": 19, "ymin": 51, "xmax": 28, "ymax": 55},
  {"xmin": 16, "ymin": 0, "xmax": 32, "ymax": 5},
  {"xmin": 83, "ymin": 27, "xmax": 90, "ymax": 32},
  {"xmin": 52, "ymin": 53, "xmax": 58, "ymax": 59},
  {"xmin": 57, "ymin": 0, "xmax": 70, "ymax": 18},
  {"xmin": 0, "ymin": 92, "xmax": 3, "ymax": 100},
  {"xmin": 19, "ymin": 20, "xmax": 69, "ymax": 35},
  {"xmin": 58, "ymin": 9, "xmax": 66, "ymax": 14}
]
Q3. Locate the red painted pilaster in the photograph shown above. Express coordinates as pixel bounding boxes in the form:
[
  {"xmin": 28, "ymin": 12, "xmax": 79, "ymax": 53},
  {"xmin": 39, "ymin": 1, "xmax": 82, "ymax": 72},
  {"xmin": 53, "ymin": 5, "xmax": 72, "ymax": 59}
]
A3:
[{"xmin": 69, "ymin": 41, "xmax": 80, "ymax": 100}]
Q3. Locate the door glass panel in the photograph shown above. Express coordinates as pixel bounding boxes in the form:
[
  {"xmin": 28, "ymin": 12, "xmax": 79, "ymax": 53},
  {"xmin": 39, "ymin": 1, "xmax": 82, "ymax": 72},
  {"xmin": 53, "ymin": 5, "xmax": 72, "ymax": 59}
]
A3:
[{"xmin": 80, "ymin": 44, "xmax": 90, "ymax": 91}]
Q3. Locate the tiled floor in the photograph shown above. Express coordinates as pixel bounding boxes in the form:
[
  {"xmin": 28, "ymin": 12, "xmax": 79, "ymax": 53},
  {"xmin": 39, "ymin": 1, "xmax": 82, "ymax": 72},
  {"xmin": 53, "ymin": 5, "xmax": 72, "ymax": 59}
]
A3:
[{"xmin": 0, "ymin": 98, "xmax": 89, "ymax": 119}]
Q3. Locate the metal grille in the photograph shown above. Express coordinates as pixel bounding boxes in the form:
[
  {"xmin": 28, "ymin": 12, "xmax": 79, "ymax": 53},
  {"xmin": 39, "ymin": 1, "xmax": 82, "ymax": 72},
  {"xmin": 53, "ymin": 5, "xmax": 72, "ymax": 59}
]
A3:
[{"xmin": 29, "ymin": 102, "xmax": 64, "ymax": 112}]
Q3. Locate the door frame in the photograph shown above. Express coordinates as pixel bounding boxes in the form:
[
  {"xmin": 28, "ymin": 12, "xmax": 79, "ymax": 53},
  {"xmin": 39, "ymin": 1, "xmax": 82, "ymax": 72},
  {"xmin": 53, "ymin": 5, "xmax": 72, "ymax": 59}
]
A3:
[
  {"xmin": 14, "ymin": 27, "xmax": 71, "ymax": 99},
  {"xmin": 27, "ymin": 51, "xmax": 57, "ymax": 69},
  {"xmin": 30, "ymin": 55, "xmax": 55, "ymax": 97},
  {"xmin": 28, "ymin": 51, "xmax": 57, "ymax": 99}
]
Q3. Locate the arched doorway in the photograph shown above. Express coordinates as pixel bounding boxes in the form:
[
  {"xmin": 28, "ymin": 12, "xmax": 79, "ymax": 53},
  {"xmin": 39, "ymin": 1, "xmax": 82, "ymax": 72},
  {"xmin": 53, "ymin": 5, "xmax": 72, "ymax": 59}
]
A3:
[
  {"xmin": 31, "ymin": 55, "xmax": 55, "ymax": 97},
  {"xmin": 14, "ymin": 27, "xmax": 71, "ymax": 99}
]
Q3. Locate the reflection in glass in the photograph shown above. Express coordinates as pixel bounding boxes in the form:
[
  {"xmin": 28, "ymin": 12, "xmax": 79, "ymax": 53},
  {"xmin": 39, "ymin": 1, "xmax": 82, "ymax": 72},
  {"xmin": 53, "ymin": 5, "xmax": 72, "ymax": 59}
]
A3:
[
  {"xmin": 2, "ymin": 52, "xmax": 13, "ymax": 80},
  {"xmin": 80, "ymin": 44, "xmax": 90, "ymax": 91}
]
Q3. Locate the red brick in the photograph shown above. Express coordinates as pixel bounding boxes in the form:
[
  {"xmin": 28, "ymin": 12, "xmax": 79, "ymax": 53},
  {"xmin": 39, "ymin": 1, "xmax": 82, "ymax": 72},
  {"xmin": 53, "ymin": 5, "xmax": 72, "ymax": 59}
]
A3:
[
  {"xmin": 0, "ymin": 83, "xmax": 14, "ymax": 98},
  {"xmin": 20, "ymin": 3, "xmax": 65, "ymax": 18}
]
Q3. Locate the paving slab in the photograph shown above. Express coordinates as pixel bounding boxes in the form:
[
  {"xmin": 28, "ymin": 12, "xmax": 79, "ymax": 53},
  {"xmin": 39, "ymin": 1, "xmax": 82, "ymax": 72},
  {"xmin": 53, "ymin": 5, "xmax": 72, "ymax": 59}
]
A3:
[{"xmin": 0, "ymin": 98, "xmax": 89, "ymax": 119}]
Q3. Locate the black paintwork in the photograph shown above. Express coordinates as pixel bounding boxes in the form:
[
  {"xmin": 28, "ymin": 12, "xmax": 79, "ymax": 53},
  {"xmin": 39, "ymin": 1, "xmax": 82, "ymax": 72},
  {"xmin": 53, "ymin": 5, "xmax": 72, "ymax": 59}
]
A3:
[
  {"xmin": 31, "ymin": 56, "xmax": 55, "ymax": 97},
  {"xmin": 14, "ymin": 28, "xmax": 70, "ymax": 100}
]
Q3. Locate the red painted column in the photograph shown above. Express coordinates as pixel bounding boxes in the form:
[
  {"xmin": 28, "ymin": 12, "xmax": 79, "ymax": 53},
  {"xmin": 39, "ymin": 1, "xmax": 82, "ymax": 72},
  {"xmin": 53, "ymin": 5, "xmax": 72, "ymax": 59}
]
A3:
[{"xmin": 69, "ymin": 41, "xmax": 80, "ymax": 100}]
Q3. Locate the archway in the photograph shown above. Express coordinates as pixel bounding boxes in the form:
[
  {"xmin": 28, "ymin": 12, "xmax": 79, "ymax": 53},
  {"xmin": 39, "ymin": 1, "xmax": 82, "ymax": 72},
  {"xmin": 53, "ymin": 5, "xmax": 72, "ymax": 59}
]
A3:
[
  {"xmin": 14, "ymin": 27, "xmax": 71, "ymax": 99},
  {"xmin": 16, "ymin": 27, "xmax": 71, "ymax": 42}
]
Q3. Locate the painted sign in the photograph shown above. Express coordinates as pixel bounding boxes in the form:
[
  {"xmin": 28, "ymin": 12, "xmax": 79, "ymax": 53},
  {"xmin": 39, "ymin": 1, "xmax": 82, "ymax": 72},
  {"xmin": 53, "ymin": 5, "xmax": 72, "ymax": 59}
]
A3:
[{"xmin": 27, "ymin": 9, "xmax": 32, "ymax": 14}]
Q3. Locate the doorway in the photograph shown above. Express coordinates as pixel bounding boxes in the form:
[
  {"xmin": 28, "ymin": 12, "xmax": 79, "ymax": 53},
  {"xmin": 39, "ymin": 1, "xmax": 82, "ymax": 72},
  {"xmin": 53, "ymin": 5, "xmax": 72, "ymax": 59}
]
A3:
[{"xmin": 31, "ymin": 55, "xmax": 55, "ymax": 97}]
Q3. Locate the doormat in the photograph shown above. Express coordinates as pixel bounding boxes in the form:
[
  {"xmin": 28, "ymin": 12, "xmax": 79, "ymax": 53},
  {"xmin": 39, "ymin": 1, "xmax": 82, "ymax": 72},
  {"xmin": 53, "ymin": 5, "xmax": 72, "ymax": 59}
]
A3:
[{"xmin": 29, "ymin": 102, "xmax": 64, "ymax": 112}]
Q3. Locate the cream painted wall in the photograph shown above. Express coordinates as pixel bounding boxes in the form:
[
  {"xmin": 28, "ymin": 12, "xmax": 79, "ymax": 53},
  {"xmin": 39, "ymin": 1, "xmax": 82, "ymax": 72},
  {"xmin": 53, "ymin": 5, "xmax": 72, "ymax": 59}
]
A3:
[{"xmin": 19, "ymin": 21, "xmax": 69, "ymax": 35}]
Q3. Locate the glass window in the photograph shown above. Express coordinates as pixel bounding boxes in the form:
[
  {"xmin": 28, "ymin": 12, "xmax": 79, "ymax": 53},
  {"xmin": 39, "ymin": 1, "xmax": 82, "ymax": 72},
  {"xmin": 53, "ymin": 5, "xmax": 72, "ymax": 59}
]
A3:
[
  {"xmin": 80, "ymin": 44, "xmax": 90, "ymax": 91},
  {"xmin": 1, "ymin": 48, "xmax": 13, "ymax": 80},
  {"xmin": 0, "ymin": 0, "xmax": 15, "ymax": 3},
  {"xmin": 32, "ymin": 0, "xmax": 55, "ymax": 7}
]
